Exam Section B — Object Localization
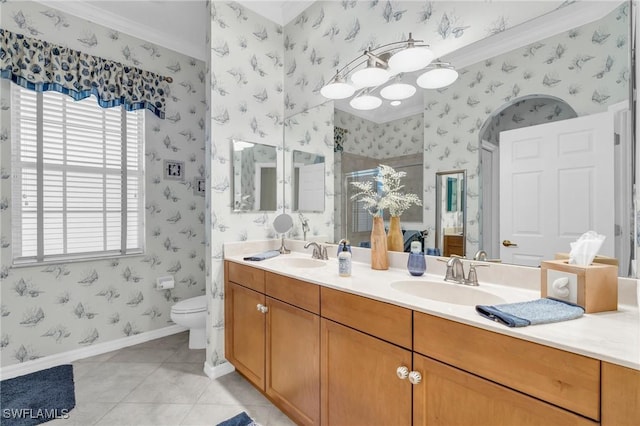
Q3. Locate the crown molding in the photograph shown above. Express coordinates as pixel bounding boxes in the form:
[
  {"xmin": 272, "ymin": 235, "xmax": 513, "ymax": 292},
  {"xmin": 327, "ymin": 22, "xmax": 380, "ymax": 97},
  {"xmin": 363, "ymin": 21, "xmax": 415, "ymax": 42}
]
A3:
[
  {"xmin": 443, "ymin": 0, "xmax": 624, "ymax": 70},
  {"xmin": 35, "ymin": 1, "xmax": 206, "ymax": 62}
]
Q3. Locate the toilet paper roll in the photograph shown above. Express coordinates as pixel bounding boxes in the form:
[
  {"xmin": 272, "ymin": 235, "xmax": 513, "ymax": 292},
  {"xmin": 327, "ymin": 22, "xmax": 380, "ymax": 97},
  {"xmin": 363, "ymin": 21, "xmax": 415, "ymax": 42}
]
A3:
[{"xmin": 157, "ymin": 276, "xmax": 174, "ymax": 290}]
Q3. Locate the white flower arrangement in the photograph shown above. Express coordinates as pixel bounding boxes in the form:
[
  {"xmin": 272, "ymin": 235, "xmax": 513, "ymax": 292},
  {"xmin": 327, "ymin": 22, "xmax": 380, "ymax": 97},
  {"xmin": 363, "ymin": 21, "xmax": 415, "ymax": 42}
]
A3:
[{"xmin": 351, "ymin": 165, "xmax": 422, "ymax": 217}]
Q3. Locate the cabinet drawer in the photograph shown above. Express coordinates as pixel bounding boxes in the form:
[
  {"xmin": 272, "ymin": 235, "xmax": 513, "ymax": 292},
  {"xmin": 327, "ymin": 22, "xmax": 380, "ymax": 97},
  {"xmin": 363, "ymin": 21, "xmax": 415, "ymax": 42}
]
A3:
[
  {"xmin": 320, "ymin": 287, "xmax": 412, "ymax": 349},
  {"xmin": 227, "ymin": 261, "xmax": 265, "ymax": 293},
  {"xmin": 414, "ymin": 312, "xmax": 600, "ymax": 420},
  {"xmin": 413, "ymin": 354, "xmax": 598, "ymax": 426},
  {"xmin": 266, "ymin": 272, "xmax": 320, "ymax": 314}
]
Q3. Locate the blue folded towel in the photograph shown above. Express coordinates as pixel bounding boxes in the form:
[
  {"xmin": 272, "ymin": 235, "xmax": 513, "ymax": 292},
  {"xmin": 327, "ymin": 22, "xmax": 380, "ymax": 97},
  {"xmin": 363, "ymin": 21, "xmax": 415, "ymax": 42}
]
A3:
[
  {"xmin": 243, "ymin": 250, "xmax": 280, "ymax": 261},
  {"xmin": 476, "ymin": 298, "xmax": 584, "ymax": 327}
]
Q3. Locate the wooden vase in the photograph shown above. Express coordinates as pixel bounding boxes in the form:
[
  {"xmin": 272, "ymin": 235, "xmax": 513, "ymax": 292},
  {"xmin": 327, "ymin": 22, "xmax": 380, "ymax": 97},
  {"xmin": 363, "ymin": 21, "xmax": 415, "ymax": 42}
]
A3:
[
  {"xmin": 371, "ymin": 216, "xmax": 389, "ymax": 270},
  {"xmin": 387, "ymin": 216, "xmax": 404, "ymax": 252}
]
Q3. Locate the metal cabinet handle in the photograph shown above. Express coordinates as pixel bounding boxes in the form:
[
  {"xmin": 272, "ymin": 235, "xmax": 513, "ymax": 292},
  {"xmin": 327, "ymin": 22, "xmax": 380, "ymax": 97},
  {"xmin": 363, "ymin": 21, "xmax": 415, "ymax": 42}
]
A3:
[
  {"xmin": 409, "ymin": 371, "xmax": 422, "ymax": 385},
  {"xmin": 256, "ymin": 304, "xmax": 268, "ymax": 314},
  {"xmin": 396, "ymin": 366, "xmax": 409, "ymax": 380},
  {"xmin": 502, "ymin": 240, "xmax": 518, "ymax": 247}
]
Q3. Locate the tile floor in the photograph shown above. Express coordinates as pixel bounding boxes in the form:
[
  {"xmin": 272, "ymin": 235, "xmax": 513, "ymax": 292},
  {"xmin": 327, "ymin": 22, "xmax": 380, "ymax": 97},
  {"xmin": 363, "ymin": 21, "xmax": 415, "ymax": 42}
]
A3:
[{"xmin": 49, "ymin": 332, "xmax": 296, "ymax": 426}]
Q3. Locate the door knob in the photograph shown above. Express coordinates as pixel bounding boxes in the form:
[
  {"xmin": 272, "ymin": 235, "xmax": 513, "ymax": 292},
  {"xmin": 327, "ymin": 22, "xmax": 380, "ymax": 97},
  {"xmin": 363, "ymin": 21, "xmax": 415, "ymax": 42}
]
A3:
[
  {"xmin": 256, "ymin": 304, "xmax": 268, "ymax": 314},
  {"xmin": 396, "ymin": 366, "xmax": 409, "ymax": 380},
  {"xmin": 409, "ymin": 371, "xmax": 422, "ymax": 385},
  {"xmin": 502, "ymin": 240, "xmax": 518, "ymax": 247}
]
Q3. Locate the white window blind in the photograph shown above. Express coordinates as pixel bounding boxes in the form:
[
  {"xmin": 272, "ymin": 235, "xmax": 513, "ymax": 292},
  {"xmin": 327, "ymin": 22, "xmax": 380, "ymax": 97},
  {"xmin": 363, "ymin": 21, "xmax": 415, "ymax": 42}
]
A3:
[{"xmin": 11, "ymin": 85, "xmax": 145, "ymax": 263}]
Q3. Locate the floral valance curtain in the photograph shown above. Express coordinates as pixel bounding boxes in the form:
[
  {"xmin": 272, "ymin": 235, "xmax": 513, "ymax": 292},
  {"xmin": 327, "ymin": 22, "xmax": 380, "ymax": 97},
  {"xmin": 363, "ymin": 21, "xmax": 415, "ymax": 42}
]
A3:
[{"xmin": 0, "ymin": 28, "xmax": 169, "ymax": 119}]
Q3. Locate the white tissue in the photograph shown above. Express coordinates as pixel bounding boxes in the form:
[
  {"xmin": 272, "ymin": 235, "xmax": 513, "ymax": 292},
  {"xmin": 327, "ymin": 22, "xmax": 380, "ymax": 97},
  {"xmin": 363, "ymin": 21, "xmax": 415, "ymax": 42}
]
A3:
[{"xmin": 568, "ymin": 231, "xmax": 606, "ymax": 266}]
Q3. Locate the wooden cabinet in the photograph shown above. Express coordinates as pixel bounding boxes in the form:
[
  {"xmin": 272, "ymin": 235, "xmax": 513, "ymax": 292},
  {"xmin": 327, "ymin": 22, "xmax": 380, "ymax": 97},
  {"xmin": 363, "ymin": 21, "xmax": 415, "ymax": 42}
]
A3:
[
  {"xmin": 413, "ymin": 354, "xmax": 597, "ymax": 426},
  {"xmin": 414, "ymin": 312, "xmax": 600, "ymax": 421},
  {"xmin": 225, "ymin": 260, "xmax": 636, "ymax": 426},
  {"xmin": 224, "ymin": 262, "xmax": 320, "ymax": 426},
  {"xmin": 601, "ymin": 362, "xmax": 640, "ymax": 426},
  {"xmin": 266, "ymin": 296, "xmax": 320, "ymax": 426},
  {"xmin": 320, "ymin": 287, "xmax": 414, "ymax": 425},
  {"xmin": 443, "ymin": 234, "xmax": 464, "ymax": 257},
  {"xmin": 321, "ymin": 318, "xmax": 412, "ymax": 426},
  {"xmin": 224, "ymin": 280, "xmax": 266, "ymax": 389}
]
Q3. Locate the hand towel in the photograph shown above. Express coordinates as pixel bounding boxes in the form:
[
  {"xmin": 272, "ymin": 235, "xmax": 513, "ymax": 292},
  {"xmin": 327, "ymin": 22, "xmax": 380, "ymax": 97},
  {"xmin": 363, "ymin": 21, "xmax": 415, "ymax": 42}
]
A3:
[
  {"xmin": 476, "ymin": 298, "xmax": 585, "ymax": 327},
  {"xmin": 243, "ymin": 250, "xmax": 280, "ymax": 261}
]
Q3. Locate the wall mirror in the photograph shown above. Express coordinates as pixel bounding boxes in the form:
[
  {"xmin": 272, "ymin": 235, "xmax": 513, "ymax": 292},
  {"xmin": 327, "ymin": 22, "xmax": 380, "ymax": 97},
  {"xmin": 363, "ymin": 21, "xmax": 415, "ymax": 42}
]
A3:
[
  {"xmin": 280, "ymin": 1, "xmax": 635, "ymax": 276},
  {"xmin": 435, "ymin": 170, "xmax": 467, "ymax": 257},
  {"xmin": 292, "ymin": 150, "xmax": 325, "ymax": 212},
  {"xmin": 231, "ymin": 139, "xmax": 278, "ymax": 212}
]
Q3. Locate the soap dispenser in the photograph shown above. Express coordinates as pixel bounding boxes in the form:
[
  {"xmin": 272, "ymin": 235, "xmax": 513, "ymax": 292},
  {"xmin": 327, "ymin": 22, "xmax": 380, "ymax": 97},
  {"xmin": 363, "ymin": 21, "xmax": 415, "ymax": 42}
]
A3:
[
  {"xmin": 336, "ymin": 239, "xmax": 352, "ymax": 257},
  {"xmin": 407, "ymin": 241, "xmax": 426, "ymax": 276},
  {"xmin": 338, "ymin": 239, "xmax": 352, "ymax": 277}
]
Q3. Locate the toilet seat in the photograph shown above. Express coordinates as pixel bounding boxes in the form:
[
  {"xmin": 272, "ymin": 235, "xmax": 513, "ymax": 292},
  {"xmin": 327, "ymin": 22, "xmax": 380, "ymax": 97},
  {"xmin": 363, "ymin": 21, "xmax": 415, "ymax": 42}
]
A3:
[{"xmin": 171, "ymin": 295, "xmax": 207, "ymax": 314}]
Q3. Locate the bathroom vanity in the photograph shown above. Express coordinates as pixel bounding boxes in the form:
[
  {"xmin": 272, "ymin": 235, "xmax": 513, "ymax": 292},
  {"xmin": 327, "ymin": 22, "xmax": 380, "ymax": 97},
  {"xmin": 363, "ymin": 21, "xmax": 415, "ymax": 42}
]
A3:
[{"xmin": 223, "ymin": 246, "xmax": 639, "ymax": 426}]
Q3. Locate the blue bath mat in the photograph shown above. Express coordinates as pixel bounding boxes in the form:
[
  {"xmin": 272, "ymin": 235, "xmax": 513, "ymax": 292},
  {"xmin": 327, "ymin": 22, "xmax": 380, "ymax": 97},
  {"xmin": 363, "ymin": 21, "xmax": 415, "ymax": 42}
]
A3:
[
  {"xmin": 217, "ymin": 411, "xmax": 261, "ymax": 426},
  {"xmin": 0, "ymin": 364, "xmax": 75, "ymax": 426}
]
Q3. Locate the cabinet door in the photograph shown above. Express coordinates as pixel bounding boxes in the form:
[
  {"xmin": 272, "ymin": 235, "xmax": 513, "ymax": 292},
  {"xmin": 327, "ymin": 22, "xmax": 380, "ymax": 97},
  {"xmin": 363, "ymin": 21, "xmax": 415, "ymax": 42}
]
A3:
[
  {"xmin": 413, "ymin": 353, "xmax": 598, "ymax": 426},
  {"xmin": 602, "ymin": 362, "xmax": 640, "ymax": 426},
  {"xmin": 225, "ymin": 281, "xmax": 266, "ymax": 390},
  {"xmin": 321, "ymin": 319, "xmax": 412, "ymax": 426},
  {"xmin": 266, "ymin": 297, "xmax": 320, "ymax": 426}
]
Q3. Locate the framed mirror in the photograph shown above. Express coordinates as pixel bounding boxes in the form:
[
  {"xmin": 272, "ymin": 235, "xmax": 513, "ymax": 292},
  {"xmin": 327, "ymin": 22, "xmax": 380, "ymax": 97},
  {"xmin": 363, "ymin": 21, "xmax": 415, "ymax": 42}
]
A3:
[
  {"xmin": 435, "ymin": 170, "xmax": 467, "ymax": 257},
  {"xmin": 231, "ymin": 139, "xmax": 278, "ymax": 212},
  {"xmin": 292, "ymin": 150, "xmax": 325, "ymax": 212}
]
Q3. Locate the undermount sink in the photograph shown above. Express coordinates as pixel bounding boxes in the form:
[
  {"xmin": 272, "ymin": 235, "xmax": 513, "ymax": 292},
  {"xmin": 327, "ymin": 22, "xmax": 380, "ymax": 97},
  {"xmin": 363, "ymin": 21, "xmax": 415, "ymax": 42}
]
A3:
[
  {"xmin": 391, "ymin": 280, "xmax": 506, "ymax": 306},
  {"xmin": 270, "ymin": 257, "xmax": 327, "ymax": 268}
]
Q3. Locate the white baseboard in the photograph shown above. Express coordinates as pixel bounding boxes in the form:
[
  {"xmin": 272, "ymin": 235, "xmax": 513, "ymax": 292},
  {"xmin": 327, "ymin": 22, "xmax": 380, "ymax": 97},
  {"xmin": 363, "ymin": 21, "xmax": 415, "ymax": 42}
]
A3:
[
  {"xmin": 0, "ymin": 325, "xmax": 187, "ymax": 380},
  {"xmin": 203, "ymin": 360, "xmax": 235, "ymax": 379}
]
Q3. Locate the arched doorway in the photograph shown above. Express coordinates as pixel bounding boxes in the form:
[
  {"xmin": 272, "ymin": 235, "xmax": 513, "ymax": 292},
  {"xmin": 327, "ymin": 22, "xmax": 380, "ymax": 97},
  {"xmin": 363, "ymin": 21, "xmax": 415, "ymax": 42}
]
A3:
[{"xmin": 478, "ymin": 95, "xmax": 578, "ymax": 258}]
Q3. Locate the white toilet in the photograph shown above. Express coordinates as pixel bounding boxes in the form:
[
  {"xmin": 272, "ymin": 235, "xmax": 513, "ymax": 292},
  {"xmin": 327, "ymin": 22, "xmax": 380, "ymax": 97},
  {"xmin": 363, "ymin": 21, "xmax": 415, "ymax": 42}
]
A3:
[{"xmin": 170, "ymin": 295, "xmax": 207, "ymax": 349}]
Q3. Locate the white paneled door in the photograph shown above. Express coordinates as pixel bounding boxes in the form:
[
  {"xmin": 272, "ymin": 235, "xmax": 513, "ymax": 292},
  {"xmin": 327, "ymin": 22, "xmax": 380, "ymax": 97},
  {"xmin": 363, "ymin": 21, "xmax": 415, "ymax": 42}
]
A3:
[{"xmin": 499, "ymin": 112, "xmax": 614, "ymax": 266}]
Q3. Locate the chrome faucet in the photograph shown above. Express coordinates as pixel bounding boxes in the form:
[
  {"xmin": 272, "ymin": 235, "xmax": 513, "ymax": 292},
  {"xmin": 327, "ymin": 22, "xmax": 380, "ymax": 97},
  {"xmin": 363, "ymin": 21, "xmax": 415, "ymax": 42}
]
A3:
[
  {"xmin": 444, "ymin": 256, "xmax": 466, "ymax": 284},
  {"xmin": 304, "ymin": 242, "xmax": 328, "ymax": 260},
  {"xmin": 473, "ymin": 250, "xmax": 488, "ymax": 261},
  {"xmin": 444, "ymin": 256, "xmax": 486, "ymax": 286}
]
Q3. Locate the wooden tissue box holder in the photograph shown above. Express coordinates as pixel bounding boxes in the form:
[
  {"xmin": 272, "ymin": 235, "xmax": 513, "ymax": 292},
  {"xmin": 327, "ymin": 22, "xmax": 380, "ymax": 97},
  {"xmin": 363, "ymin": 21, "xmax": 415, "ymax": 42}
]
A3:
[{"xmin": 541, "ymin": 260, "xmax": 618, "ymax": 313}]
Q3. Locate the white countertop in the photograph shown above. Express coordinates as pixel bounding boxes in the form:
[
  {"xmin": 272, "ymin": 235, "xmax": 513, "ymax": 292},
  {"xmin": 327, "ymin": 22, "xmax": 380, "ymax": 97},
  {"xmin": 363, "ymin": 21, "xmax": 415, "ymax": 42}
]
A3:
[{"xmin": 224, "ymin": 240, "xmax": 640, "ymax": 370}]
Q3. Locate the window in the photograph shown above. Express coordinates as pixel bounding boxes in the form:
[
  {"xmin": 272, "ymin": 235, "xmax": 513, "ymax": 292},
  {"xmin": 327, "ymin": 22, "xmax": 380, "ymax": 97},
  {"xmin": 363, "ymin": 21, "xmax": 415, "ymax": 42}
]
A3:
[{"xmin": 11, "ymin": 85, "xmax": 145, "ymax": 263}]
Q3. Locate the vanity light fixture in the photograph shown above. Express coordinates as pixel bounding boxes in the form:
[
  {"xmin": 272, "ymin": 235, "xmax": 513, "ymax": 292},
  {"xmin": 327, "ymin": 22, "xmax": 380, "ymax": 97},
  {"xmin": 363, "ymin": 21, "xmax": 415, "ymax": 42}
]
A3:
[
  {"xmin": 320, "ymin": 32, "xmax": 458, "ymax": 110},
  {"xmin": 416, "ymin": 63, "xmax": 459, "ymax": 89},
  {"xmin": 349, "ymin": 93, "xmax": 383, "ymax": 110}
]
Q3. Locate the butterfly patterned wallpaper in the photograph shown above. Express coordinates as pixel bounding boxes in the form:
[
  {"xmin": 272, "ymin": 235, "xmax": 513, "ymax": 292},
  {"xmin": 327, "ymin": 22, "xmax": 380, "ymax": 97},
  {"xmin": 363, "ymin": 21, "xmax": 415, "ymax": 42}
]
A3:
[
  {"xmin": 283, "ymin": 101, "xmax": 334, "ymax": 239},
  {"xmin": 282, "ymin": 0, "xmax": 568, "ymax": 117},
  {"xmin": 334, "ymin": 110, "xmax": 424, "ymax": 159},
  {"xmin": 0, "ymin": 1, "xmax": 207, "ymax": 368},
  {"xmin": 482, "ymin": 98, "xmax": 578, "ymax": 145},
  {"xmin": 208, "ymin": 2, "xmax": 285, "ymax": 369}
]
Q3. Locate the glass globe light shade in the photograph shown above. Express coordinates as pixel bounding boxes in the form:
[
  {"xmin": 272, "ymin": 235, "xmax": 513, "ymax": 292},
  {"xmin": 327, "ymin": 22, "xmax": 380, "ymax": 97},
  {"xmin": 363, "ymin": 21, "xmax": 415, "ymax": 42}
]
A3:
[
  {"xmin": 350, "ymin": 95, "xmax": 383, "ymax": 111},
  {"xmin": 380, "ymin": 83, "xmax": 416, "ymax": 100},
  {"xmin": 320, "ymin": 81, "xmax": 356, "ymax": 99},
  {"xmin": 416, "ymin": 67, "xmax": 459, "ymax": 89},
  {"xmin": 388, "ymin": 47, "xmax": 434, "ymax": 73},
  {"xmin": 350, "ymin": 67, "xmax": 390, "ymax": 87}
]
